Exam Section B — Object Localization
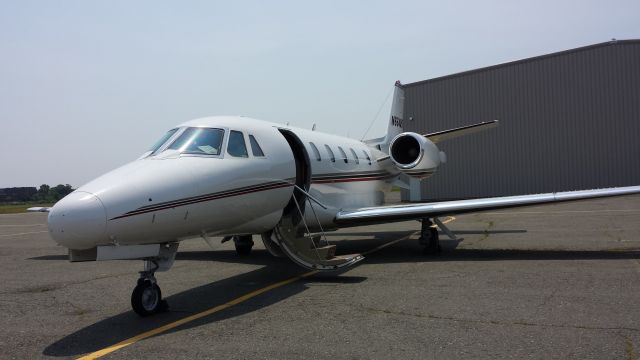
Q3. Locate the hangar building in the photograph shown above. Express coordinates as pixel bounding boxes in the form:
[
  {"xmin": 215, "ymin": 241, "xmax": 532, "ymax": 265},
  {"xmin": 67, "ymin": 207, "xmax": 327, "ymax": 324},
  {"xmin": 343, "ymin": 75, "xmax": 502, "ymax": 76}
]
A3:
[{"xmin": 401, "ymin": 40, "xmax": 640, "ymax": 201}]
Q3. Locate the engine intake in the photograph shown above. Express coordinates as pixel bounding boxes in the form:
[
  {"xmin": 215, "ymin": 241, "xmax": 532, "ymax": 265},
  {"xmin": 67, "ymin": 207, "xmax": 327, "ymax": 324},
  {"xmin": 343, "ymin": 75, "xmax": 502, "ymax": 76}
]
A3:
[
  {"xmin": 390, "ymin": 133, "xmax": 423, "ymax": 168},
  {"xmin": 389, "ymin": 132, "xmax": 443, "ymax": 178}
]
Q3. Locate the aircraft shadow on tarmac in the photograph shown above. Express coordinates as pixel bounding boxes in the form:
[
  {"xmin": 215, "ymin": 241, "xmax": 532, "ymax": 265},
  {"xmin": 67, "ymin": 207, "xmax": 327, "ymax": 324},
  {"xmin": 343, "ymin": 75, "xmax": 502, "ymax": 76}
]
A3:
[
  {"xmin": 43, "ymin": 252, "xmax": 368, "ymax": 357},
  {"xmin": 43, "ymin": 230, "xmax": 640, "ymax": 357},
  {"xmin": 29, "ymin": 254, "xmax": 68, "ymax": 260},
  {"xmin": 323, "ymin": 229, "xmax": 528, "ymax": 237}
]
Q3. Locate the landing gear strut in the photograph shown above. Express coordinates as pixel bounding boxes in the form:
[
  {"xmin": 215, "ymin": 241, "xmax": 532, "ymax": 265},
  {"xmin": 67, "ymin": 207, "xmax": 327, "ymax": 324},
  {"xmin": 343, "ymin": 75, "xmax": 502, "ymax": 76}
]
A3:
[
  {"xmin": 131, "ymin": 260, "xmax": 168, "ymax": 316},
  {"xmin": 128, "ymin": 243, "xmax": 178, "ymax": 317},
  {"xmin": 419, "ymin": 218, "xmax": 441, "ymax": 254},
  {"xmin": 233, "ymin": 235, "xmax": 254, "ymax": 256}
]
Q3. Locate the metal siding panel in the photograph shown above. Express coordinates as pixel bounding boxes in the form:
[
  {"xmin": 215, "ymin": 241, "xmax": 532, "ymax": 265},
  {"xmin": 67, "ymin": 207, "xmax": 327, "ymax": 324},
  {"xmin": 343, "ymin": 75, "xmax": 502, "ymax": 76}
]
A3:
[{"xmin": 402, "ymin": 42, "xmax": 640, "ymax": 200}]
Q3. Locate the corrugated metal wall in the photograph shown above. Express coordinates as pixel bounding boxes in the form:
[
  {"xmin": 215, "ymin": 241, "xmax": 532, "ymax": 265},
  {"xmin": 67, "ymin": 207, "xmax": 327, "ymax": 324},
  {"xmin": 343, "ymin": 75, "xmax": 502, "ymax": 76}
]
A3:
[{"xmin": 402, "ymin": 40, "xmax": 640, "ymax": 201}]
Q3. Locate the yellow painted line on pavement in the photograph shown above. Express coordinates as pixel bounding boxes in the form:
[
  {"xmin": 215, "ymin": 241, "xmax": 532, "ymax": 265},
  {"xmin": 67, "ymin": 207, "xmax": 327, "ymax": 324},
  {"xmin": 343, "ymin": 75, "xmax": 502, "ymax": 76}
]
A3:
[
  {"xmin": 432, "ymin": 216, "xmax": 455, "ymax": 228},
  {"xmin": 362, "ymin": 232, "xmax": 416, "ymax": 255},
  {"xmin": 76, "ymin": 228, "xmax": 434, "ymax": 360},
  {"xmin": 77, "ymin": 270, "xmax": 318, "ymax": 360}
]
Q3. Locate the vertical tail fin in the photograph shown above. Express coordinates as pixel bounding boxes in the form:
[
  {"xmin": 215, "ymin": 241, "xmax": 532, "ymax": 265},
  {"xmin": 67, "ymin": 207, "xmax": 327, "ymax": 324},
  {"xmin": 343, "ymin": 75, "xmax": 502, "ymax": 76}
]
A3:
[
  {"xmin": 362, "ymin": 81, "xmax": 405, "ymax": 154},
  {"xmin": 382, "ymin": 81, "xmax": 405, "ymax": 152}
]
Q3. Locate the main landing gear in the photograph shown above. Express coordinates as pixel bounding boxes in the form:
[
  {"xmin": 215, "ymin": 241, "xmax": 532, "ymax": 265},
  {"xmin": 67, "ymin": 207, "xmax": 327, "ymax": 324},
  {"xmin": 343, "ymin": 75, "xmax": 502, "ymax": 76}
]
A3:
[
  {"xmin": 419, "ymin": 217, "xmax": 460, "ymax": 254},
  {"xmin": 419, "ymin": 218, "xmax": 441, "ymax": 254},
  {"xmin": 233, "ymin": 235, "xmax": 254, "ymax": 256}
]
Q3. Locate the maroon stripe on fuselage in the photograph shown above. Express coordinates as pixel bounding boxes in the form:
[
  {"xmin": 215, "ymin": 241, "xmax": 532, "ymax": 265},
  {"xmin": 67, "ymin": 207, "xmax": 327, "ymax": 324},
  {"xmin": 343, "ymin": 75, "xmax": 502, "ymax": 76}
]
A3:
[
  {"xmin": 110, "ymin": 181, "xmax": 293, "ymax": 220},
  {"xmin": 312, "ymin": 174, "xmax": 394, "ymax": 184},
  {"xmin": 110, "ymin": 171, "xmax": 396, "ymax": 220}
]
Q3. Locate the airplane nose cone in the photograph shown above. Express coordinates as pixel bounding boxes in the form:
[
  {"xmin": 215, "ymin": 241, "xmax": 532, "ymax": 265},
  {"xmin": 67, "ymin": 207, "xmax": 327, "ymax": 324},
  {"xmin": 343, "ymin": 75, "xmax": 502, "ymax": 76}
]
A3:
[{"xmin": 48, "ymin": 191, "xmax": 107, "ymax": 249}]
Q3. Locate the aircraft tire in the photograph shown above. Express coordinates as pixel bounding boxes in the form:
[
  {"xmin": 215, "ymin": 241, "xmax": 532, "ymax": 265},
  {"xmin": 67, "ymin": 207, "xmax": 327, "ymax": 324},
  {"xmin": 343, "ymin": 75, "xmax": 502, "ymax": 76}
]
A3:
[
  {"xmin": 131, "ymin": 280, "xmax": 162, "ymax": 317},
  {"xmin": 234, "ymin": 235, "xmax": 254, "ymax": 256},
  {"xmin": 422, "ymin": 227, "xmax": 441, "ymax": 255}
]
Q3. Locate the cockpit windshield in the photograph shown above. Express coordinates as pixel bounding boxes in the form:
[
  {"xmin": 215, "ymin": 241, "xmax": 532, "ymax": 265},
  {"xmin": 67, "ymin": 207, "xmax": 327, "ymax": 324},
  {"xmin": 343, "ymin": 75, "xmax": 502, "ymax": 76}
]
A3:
[
  {"xmin": 167, "ymin": 127, "xmax": 224, "ymax": 155},
  {"xmin": 149, "ymin": 128, "xmax": 178, "ymax": 154}
]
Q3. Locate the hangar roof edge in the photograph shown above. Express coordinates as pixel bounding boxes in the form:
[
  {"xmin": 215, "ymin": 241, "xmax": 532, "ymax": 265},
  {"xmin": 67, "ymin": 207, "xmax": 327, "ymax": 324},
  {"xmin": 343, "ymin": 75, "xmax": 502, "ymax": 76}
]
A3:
[{"xmin": 403, "ymin": 39, "xmax": 640, "ymax": 88}]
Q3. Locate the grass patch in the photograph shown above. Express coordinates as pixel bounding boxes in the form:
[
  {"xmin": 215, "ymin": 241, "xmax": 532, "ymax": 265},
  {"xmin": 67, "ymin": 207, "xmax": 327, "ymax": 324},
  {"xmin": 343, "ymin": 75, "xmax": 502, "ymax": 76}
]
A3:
[{"xmin": 0, "ymin": 203, "xmax": 55, "ymax": 214}]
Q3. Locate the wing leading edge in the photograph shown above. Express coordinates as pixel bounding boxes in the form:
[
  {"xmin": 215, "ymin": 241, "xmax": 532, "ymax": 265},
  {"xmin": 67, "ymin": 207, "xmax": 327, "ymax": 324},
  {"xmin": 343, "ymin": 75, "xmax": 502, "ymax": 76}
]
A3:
[{"xmin": 334, "ymin": 185, "xmax": 640, "ymax": 226}]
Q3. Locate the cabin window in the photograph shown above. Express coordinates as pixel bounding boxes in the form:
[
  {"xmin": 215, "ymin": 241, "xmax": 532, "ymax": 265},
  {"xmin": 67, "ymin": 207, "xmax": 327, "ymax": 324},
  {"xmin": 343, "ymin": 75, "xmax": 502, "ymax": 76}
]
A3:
[
  {"xmin": 362, "ymin": 150, "xmax": 372, "ymax": 165},
  {"xmin": 338, "ymin": 146, "xmax": 348, "ymax": 163},
  {"xmin": 227, "ymin": 130, "xmax": 249, "ymax": 158},
  {"xmin": 167, "ymin": 127, "xmax": 224, "ymax": 155},
  {"xmin": 349, "ymin": 148, "xmax": 360, "ymax": 164},
  {"xmin": 149, "ymin": 128, "xmax": 178, "ymax": 154},
  {"xmin": 324, "ymin": 145, "xmax": 335, "ymax": 162},
  {"xmin": 309, "ymin": 142, "xmax": 321, "ymax": 161},
  {"xmin": 249, "ymin": 135, "xmax": 265, "ymax": 157}
]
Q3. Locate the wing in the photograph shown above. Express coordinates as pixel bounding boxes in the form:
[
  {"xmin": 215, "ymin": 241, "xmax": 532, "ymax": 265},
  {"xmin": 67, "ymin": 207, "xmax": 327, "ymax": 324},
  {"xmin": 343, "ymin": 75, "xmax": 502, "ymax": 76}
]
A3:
[
  {"xmin": 425, "ymin": 120, "xmax": 498, "ymax": 143},
  {"xmin": 334, "ymin": 185, "xmax": 640, "ymax": 226}
]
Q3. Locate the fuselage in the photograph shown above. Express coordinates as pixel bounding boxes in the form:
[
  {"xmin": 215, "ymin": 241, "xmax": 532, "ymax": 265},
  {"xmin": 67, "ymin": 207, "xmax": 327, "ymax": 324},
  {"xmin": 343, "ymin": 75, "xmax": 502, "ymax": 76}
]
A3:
[{"xmin": 48, "ymin": 116, "xmax": 399, "ymax": 250}]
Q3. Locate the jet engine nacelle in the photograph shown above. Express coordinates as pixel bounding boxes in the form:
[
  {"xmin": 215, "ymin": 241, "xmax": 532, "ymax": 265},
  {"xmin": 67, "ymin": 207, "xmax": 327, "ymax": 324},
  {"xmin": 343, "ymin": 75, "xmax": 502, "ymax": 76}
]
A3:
[{"xmin": 389, "ymin": 132, "xmax": 445, "ymax": 178}]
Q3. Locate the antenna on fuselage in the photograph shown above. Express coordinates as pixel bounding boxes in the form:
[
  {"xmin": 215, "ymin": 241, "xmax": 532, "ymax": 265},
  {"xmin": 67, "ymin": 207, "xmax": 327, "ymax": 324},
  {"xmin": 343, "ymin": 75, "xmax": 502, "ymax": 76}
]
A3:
[
  {"xmin": 312, "ymin": 124, "xmax": 316, "ymax": 131},
  {"xmin": 360, "ymin": 84, "xmax": 394, "ymax": 140}
]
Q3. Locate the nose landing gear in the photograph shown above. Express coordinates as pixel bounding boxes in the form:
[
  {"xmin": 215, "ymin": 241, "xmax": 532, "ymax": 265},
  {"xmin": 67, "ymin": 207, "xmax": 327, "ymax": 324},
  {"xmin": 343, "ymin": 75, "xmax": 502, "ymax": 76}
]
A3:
[
  {"xmin": 129, "ymin": 243, "xmax": 178, "ymax": 317},
  {"xmin": 131, "ymin": 261, "xmax": 168, "ymax": 316}
]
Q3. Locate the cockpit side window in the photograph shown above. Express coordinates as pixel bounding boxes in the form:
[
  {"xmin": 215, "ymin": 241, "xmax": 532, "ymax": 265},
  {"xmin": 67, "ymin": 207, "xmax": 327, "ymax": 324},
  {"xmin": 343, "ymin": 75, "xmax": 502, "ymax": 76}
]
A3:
[
  {"xmin": 149, "ymin": 128, "xmax": 178, "ymax": 155},
  {"xmin": 324, "ymin": 145, "xmax": 335, "ymax": 162},
  {"xmin": 248, "ymin": 135, "xmax": 265, "ymax": 157},
  {"xmin": 168, "ymin": 127, "xmax": 224, "ymax": 155},
  {"xmin": 228, "ymin": 130, "xmax": 249, "ymax": 158}
]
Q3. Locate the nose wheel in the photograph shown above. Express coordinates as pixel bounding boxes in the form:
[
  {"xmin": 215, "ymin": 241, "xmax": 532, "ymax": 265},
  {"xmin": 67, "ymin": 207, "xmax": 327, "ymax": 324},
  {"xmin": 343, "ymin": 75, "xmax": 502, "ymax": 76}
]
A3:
[{"xmin": 131, "ymin": 262, "xmax": 168, "ymax": 317}]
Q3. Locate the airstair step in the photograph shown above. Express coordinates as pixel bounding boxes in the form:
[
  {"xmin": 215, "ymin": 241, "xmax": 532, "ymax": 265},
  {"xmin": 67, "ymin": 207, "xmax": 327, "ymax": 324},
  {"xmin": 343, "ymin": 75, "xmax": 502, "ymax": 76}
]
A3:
[
  {"xmin": 314, "ymin": 245, "xmax": 336, "ymax": 259},
  {"xmin": 321, "ymin": 254, "xmax": 364, "ymax": 266},
  {"xmin": 271, "ymin": 201, "xmax": 364, "ymax": 271},
  {"xmin": 310, "ymin": 234, "xmax": 323, "ymax": 247}
]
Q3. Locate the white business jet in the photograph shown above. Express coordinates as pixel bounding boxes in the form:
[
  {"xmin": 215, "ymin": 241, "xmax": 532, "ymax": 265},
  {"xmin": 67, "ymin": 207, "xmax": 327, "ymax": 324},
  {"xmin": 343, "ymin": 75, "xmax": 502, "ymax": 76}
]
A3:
[{"xmin": 48, "ymin": 81, "xmax": 640, "ymax": 316}]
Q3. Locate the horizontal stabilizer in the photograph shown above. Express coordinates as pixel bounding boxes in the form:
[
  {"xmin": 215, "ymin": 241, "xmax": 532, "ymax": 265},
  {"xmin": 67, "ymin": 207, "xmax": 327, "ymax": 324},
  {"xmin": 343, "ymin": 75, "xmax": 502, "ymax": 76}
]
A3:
[{"xmin": 425, "ymin": 120, "xmax": 498, "ymax": 143}]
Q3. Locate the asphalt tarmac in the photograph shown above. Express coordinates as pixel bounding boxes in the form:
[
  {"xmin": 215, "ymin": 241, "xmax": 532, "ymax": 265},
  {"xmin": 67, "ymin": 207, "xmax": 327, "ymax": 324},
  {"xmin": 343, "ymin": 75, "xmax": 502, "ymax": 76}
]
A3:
[{"xmin": 1, "ymin": 195, "xmax": 640, "ymax": 359}]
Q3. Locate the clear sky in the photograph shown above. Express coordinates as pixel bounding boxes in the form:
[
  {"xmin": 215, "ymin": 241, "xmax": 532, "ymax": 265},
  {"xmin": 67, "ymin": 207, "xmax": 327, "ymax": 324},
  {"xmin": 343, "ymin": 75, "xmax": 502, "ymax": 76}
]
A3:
[{"xmin": 1, "ymin": 0, "xmax": 638, "ymax": 188}]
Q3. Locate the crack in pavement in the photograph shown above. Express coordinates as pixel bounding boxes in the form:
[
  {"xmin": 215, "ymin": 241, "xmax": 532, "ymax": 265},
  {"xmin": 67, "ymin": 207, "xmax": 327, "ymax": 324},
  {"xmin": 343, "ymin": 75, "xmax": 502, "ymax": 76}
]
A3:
[
  {"xmin": 359, "ymin": 305, "xmax": 640, "ymax": 333},
  {"xmin": 536, "ymin": 287, "xmax": 560, "ymax": 314},
  {"xmin": 4, "ymin": 272, "xmax": 136, "ymax": 295},
  {"xmin": 2, "ymin": 260, "xmax": 247, "ymax": 295},
  {"xmin": 3, "ymin": 252, "xmax": 226, "ymax": 295}
]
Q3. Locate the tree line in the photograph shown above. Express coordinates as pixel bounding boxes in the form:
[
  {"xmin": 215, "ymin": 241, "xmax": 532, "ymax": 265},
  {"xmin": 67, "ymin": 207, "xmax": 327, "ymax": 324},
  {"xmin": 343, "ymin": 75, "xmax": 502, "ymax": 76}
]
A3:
[{"xmin": 0, "ymin": 184, "xmax": 74, "ymax": 203}]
